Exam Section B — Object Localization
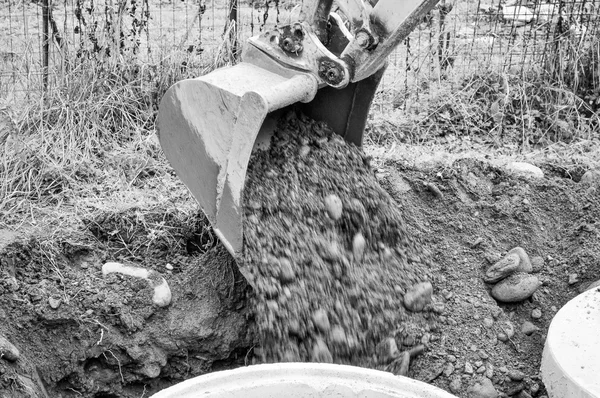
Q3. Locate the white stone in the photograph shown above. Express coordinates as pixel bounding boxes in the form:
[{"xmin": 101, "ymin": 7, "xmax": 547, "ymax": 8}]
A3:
[
  {"xmin": 103, "ymin": 262, "xmax": 172, "ymax": 307},
  {"xmin": 506, "ymin": 162, "xmax": 544, "ymax": 179}
]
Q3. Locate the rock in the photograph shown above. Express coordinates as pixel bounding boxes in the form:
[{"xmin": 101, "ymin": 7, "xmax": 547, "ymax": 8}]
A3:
[
  {"xmin": 521, "ymin": 321, "xmax": 538, "ymax": 335},
  {"xmin": 467, "ymin": 377, "xmax": 498, "ymax": 398},
  {"xmin": 0, "ymin": 334, "xmax": 19, "ymax": 362},
  {"xmin": 530, "ymin": 256, "xmax": 544, "ymax": 272},
  {"xmin": 449, "ymin": 377, "xmax": 462, "ymax": 394},
  {"xmin": 299, "ymin": 145, "xmax": 311, "ymax": 158},
  {"xmin": 352, "ymin": 232, "xmax": 366, "ymax": 262},
  {"xmin": 403, "ymin": 282, "xmax": 433, "ymax": 312},
  {"xmin": 432, "ymin": 302, "xmax": 445, "ymax": 314},
  {"xmin": 324, "ymin": 194, "xmax": 343, "ymax": 220},
  {"xmin": 506, "ymin": 162, "xmax": 544, "ymax": 179},
  {"xmin": 509, "ymin": 247, "xmax": 532, "ymax": 273},
  {"xmin": 530, "ymin": 383, "xmax": 540, "ymax": 395},
  {"xmin": 310, "ymin": 338, "xmax": 333, "ymax": 363},
  {"xmin": 568, "ymin": 273, "xmax": 579, "ymax": 285},
  {"xmin": 506, "ymin": 383, "xmax": 525, "ymax": 395},
  {"xmin": 580, "ymin": 169, "xmax": 600, "ymax": 186},
  {"xmin": 491, "ymin": 273, "xmax": 541, "ymax": 303},
  {"xmin": 483, "ymin": 317, "xmax": 494, "ymax": 328},
  {"xmin": 403, "ymin": 334, "xmax": 416, "ymax": 346},
  {"xmin": 330, "ymin": 326, "xmax": 346, "ymax": 345},
  {"xmin": 464, "ymin": 362, "xmax": 474, "ymax": 374},
  {"xmin": 497, "ymin": 321, "xmax": 515, "ymax": 342},
  {"xmin": 443, "ymin": 362, "xmax": 455, "ymax": 377},
  {"xmin": 278, "ymin": 258, "xmax": 296, "ymax": 284},
  {"xmin": 517, "ymin": 391, "xmax": 532, "ymax": 398},
  {"xmin": 425, "ymin": 182, "xmax": 444, "ymax": 198},
  {"xmin": 48, "ymin": 297, "xmax": 61, "ymax": 309},
  {"xmin": 484, "ymin": 252, "xmax": 520, "ymax": 283},
  {"xmin": 311, "ymin": 309, "xmax": 330, "ymax": 333},
  {"xmin": 531, "ymin": 308, "xmax": 542, "ymax": 319},
  {"xmin": 508, "ymin": 369, "xmax": 525, "ymax": 381},
  {"xmin": 376, "ymin": 337, "xmax": 400, "ymax": 364},
  {"xmin": 485, "ymin": 363, "xmax": 494, "ymax": 379},
  {"xmin": 288, "ymin": 319, "xmax": 301, "ymax": 336}
]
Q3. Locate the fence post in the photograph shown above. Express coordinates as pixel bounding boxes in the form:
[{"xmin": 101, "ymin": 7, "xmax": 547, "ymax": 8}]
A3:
[
  {"xmin": 228, "ymin": 0, "xmax": 238, "ymax": 61},
  {"xmin": 42, "ymin": 0, "xmax": 50, "ymax": 91}
]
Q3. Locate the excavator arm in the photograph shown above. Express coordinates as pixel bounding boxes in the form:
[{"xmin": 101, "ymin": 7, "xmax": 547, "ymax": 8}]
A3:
[{"xmin": 157, "ymin": 0, "xmax": 440, "ymax": 258}]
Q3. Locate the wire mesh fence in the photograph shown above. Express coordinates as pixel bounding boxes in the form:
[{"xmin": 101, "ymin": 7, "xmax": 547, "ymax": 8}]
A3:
[{"xmin": 1, "ymin": 0, "xmax": 599, "ymax": 109}]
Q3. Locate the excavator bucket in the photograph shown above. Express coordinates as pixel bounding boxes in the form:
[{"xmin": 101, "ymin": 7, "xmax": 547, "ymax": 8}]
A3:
[{"xmin": 157, "ymin": 59, "xmax": 385, "ymax": 258}]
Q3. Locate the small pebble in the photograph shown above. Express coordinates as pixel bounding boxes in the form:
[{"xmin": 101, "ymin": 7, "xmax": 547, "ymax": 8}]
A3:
[
  {"xmin": 432, "ymin": 302, "xmax": 445, "ymax": 314},
  {"xmin": 568, "ymin": 273, "xmax": 579, "ymax": 285},
  {"xmin": 506, "ymin": 162, "xmax": 544, "ymax": 179},
  {"xmin": 449, "ymin": 377, "xmax": 462, "ymax": 394},
  {"xmin": 467, "ymin": 377, "xmax": 498, "ymax": 398},
  {"xmin": 464, "ymin": 362, "xmax": 474, "ymax": 374},
  {"xmin": 330, "ymin": 326, "xmax": 346, "ymax": 345},
  {"xmin": 483, "ymin": 317, "xmax": 494, "ymax": 328},
  {"xmin": 485, "ymin": 363, "xmax": 494, "ymax": 379},
  {"xmin": 278, "ymin": 258, "xmax": 296, "ymax": 284},
  {"xmin": 299, "ymin": 145, "xmax": 311, "ymax": 157},
  {"xmin": 312, "ymin": 309, "xmax": 330, "ymax": 332},
  {"xmin": 508, "ymin": 369, "xmax": 525, "ymax": 381},
  {"xmin": 376, "ymin": 337, "xmax": 400, "ymax": 364},
  {"xmin": 483, "ymin": 252, "xmax": 521, "ymax": 283},
  {"xmin": 530, "ymin": 383, "xmax": 540, "ymax": 395},
  {"xmin": 443, "ymin": 362, "xmax": 455, "ymax": 377},
  {"xmin": 521, "ymin": 321, "xmax": 539, "ymax": 336},
  {"xmin": 500, "ymin": 321, "xmax": 515, "ymax": 338},
  {"xmin": 0, "ymin": 334, "xmax": 19, "ymax": 362},
  {"xmin": 48, "ymin": 297, "xmax": 61, "ymax": 309},
  {"xmin": 165, "ymin": 263, "xmax": 174, "ymax": 270},
  {"xmin": 531, "ymin": 308, "xmax": 542, "ymax": 319},
  {"xmin": 352, "ymin": 232, "xmax": 366, "ymax": 262},
  {"xmin": 530, "ymin": 256, "xmax": 544, "ymax": 272},
  {"xmin": 324, "ymin": 194, "xmax": 343, "ymax": 220},
  {"xmin": 311, "ymin": 338, "xmax": 333, "ymax": 363},
  {"xmin": 403, "ymin": 282, "xmax": 433, "ymax": 312}
]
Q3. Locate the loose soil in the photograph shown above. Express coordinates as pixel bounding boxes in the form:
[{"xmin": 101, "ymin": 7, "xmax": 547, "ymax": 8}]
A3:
[{"xmin": 0, "ymin": 110, "xmax": 599, "ymax": 397}]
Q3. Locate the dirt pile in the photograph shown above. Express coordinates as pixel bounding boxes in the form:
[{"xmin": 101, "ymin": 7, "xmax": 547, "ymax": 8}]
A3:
[
  {"xmin": 240, "ymin": 111, "xmax": 437, "ymax": 367},
  {"xmin": 0, "ymin": 218, "xmax": 252, "ymax": 398}
]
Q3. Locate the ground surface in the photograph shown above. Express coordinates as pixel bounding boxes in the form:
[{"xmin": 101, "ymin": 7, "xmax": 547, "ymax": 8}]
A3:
[{"xmin": 0, "ymin": 109, "xmax": 599, "ymax": 398}]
